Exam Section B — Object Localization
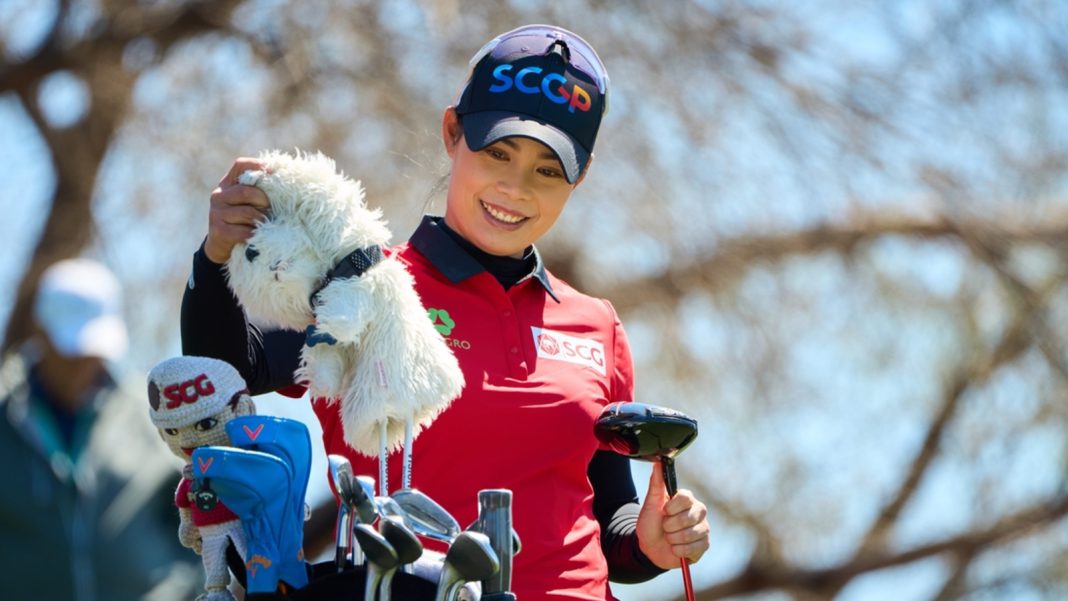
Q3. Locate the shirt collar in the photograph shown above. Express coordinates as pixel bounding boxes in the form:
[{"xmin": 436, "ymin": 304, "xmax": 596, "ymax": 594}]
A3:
[
  {"xmin": 522, "ymin": 246, "xmax": 559, "ymax": 303},
  {"xmin": 409, "ymin": 216, "xmax": 559, "ymax": 302}
]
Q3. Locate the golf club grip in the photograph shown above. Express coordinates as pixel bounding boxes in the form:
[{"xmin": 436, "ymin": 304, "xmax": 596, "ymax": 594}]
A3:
[
  {"xmin": 662, "ymin": 457, "xmax": 679, "ymax": 497},
  {"xmin": 477, "ymin": 489, "xmax": 513, "ymax": 594}
]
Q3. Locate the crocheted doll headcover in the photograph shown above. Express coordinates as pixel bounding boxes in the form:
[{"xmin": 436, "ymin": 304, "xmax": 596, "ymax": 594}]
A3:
[{"xmin": 147, "ymin": 356, "xmax": 249, "ymax": 429}]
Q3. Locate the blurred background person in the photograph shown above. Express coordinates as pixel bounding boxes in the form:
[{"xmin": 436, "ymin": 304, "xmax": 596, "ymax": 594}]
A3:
[{"xmin": 0, "ymin": 258, "xmax": 201, "ymax": 601}]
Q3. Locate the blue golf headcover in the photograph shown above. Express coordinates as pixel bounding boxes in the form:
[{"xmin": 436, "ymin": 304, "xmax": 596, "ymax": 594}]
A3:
[
  {"xmin": 226, "ymin": 416, "xmax": 312, "ymax": 589},
  {"xmin": 192, "ymin": 447, "xmax": 304, "ymax": 593}
]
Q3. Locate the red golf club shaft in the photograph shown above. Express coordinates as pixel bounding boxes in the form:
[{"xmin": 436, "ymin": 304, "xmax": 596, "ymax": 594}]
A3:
[
  {"xmin": 662, "ymin": 457, "xmax": 696, "ymax": 601},
  {"xmin": 681, "ymin": 558, "xmax": 695, "ymax": 601}
]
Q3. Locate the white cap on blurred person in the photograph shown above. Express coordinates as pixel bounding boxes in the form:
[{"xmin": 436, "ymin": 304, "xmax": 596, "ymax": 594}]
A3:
[{"xmin": 33, "ymin": 258, "xmax": 128, "ymax": 361}]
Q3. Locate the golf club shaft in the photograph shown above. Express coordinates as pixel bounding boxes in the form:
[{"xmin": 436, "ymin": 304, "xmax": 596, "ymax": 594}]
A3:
[
  {"xmin": 662, "ymin": 457, "xmax": 695, "ymax": 601},
  {"xmin": 395, "ymin": 446, "xmax": 419, "ymax": 581},
  {"xmin": 350, "ymin": 513, "xmax": 364, "ymax": 565},
  {"xmin": 402, "ymin": 416, "xmax": 413, "ymax": 490},
  {"xmin": 379, "ymin": 421, "xmax": 389, "ymax": 497},
  {"xmin": 681, "ymin": 559, "xmax": 695, "ymax": 601},
  {"xmin": 433, "ymin": 565, "xmax": 460, "ymax": 601},
  {"xmin": 335, "ymin": 506, "xmax": 350, "ymax": 571},
  {"xmin": 365, "ymin": 566, "xmax": 381, "ymax": 601}
]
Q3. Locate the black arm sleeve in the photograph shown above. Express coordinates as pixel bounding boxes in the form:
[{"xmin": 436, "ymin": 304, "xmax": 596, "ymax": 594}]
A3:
[
  {"xmin": 180, "ymin": 242, "xmax": 305, "ymax": 395},
  {"xmin": 588, "ymin": 450, "xmax": 668, "ymax": 583}
]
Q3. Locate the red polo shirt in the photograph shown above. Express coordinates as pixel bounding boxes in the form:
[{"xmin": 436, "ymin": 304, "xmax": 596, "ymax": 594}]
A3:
[{"xmin": 309, "ymin": 217, "xmax": 634, "ymax": 600}]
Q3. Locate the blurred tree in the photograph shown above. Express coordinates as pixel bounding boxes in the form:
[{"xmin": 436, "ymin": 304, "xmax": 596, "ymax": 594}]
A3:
[
  {"xmin": 0, "ymin": 0, "xmax": 244, "ymax": 352},
  {"xmin": 2, "ymin": 1, "xmax": 1067, "ymax": 599}
]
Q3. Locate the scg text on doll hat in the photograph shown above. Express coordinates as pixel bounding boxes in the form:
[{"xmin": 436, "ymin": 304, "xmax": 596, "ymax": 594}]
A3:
[{"xmin": 147, "ymin": 356, "xmax": 249, "ymax": 429}]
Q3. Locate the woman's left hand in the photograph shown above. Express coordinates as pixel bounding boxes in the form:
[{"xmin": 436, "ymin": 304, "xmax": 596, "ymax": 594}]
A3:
[{"xmin": 636, "ymin": 461, "xmax": 711, "ymax": 569}]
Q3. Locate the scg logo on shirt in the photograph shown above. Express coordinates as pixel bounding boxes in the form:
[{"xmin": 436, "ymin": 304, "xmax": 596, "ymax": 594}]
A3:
[{"xmin": 531, "ymin": 327, "xmax": 605, "ymax": 376}]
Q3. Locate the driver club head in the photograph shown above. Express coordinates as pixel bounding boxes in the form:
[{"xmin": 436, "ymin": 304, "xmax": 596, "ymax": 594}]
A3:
[
  {"xmin": 594, "ymin": 402, "xmax": 698, "ymax": 461},
  {"xmin": 595, "ymin": 407, "xmax": 701, "ymax": 601}
]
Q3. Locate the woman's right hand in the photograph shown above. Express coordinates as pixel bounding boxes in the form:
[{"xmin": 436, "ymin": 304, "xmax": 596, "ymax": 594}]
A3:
[{"xmin": 204, "ymin": 158, "xmax": 272, "ymax": 264}]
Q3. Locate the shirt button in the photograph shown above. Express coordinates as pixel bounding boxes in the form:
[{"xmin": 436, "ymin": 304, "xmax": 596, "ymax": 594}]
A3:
[{"xmin": 510, "ymin": 347, "xmax": 519, "ymax": 354}]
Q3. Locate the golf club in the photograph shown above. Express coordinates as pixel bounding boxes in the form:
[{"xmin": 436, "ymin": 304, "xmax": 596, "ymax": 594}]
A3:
[
  {"xmin": 391, "ymin": 488, "xmax": 461, "ymax": 544},
  {"xmin": 594, "ymin": 401, "xmax": 699, "ymax": 601},
  {"xmin": 377, "ymin": 515, "xmax": 424, "ymax": 601},
  {"xmin": 374, "ymin": 495, "xmax": 421, "ymax": 574},
  {"xmin": 379, "ymin": 421, "xmax": 389, "ymax": 496},
  {"xmin": 354, "ymin": 522, "xmax": 398, "ymax": 601},
  {"xmin": 391, "ymin": 488, "xmax": 522, "ymax": 556},
  {"xmin": 353, "ymin": 474, "xmax": 380, "ymax": 525},
  {"xmin": 376, "ymin": 495, "xmax": 406, "ymax": 522},
  {"xmin": 473, "ymin": 489, "xmax": 514, "ymax": 597},
  {"xmin": 434, "ymin": 531, "xmax": 500, "ymax": 601},
  {"xmin": 403, "ymin": 416, "xmax": 414, "ymax": 490},
  {"xmin": 327, "ymin": 455, "xmax": 354, "ymax": 572},
  {"xmin": 374, "ymin": 497, "xmax": 420, "ymax": 573}
]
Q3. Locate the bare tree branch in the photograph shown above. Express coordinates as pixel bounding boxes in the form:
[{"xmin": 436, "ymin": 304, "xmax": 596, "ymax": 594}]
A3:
[
  {"xmin": 958, "ymin": 229, "xmax": 1068, "ymax": 384},
  {"xmin": 929, "ymin": 549, "xmax": 975, "ymax": 601},
  {"xmin": 673, "ymin": 493, "xmax": 1068, "ymax": 600},
  {"xmin": 1, "ymin": 0, "xmax": 244, "ymax": 354},
  {"xmin": 860, "ymin": 310, "xmax": 1033, "ymax": 552},
  {"xmin": 597, "ymin": 216, "xmax": 1068, "ymax": 313}
]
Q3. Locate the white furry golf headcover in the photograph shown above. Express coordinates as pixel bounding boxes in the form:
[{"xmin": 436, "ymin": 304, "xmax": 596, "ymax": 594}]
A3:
[{"xmin": 225, "ymin": 149, "xmax": 464, "ymax": 456}]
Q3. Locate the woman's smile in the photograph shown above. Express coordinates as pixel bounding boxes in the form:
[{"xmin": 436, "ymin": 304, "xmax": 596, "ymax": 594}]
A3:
[{"xmin": 480, "ymin": 199, "xmax": 528, "ymax": 228}]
